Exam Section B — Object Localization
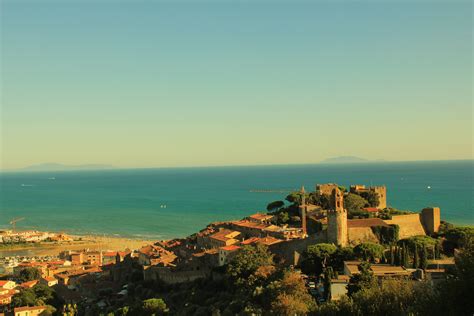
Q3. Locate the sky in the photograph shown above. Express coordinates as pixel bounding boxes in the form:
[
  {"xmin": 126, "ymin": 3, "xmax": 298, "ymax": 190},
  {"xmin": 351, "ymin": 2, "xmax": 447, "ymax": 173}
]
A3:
[{"xmin": 1, "ymin": 0, "xmax": 472, "ymax": 170}]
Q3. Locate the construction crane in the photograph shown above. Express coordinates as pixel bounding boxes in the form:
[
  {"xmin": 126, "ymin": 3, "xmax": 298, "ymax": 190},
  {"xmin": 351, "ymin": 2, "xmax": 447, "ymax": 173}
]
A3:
[{"xmin": 9, "ymin": 217, "xmax": 25, "ymax": 232}]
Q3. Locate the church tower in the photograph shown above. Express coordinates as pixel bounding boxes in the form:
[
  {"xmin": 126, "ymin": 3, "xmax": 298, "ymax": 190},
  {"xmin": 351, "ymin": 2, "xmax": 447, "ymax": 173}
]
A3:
[
  {"xmin": 327, "ymin": 187, "xmax": 348, "ymax": 246},
  {"xmin": 299, "ymin": 186, "xmax": 307, "ymax": 236}
]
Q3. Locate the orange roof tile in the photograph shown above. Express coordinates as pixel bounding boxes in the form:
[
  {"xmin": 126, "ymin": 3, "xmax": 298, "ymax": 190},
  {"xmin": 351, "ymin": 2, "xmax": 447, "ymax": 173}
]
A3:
[{"xmin": 220, "ymin": 245, "xmax": 241, "ymax": 252}]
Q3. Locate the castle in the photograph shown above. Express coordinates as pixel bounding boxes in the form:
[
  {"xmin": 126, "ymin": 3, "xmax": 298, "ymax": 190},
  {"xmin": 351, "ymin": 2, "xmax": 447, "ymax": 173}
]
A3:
[{"xmin": 311, "ymin": 184, "xmax": 441, "ymax": 246}]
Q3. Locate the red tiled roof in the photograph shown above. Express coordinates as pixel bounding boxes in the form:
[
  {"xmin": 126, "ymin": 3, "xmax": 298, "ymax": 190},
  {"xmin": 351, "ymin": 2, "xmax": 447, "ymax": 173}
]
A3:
[
  {"xmin": 220, "ymin": 245, "xmax": 241, "ymax": 252},
  {"xmin": 0, "ymin": 281, "xmax": 13, "ymax": 286},
  {"xmin": 209, "ymin": 229, "xmax": 240, "ymax": 242},
  {"xmin": 20, "ymin": 280, "xmax": 38, "ymax": 288},
  {"xmin": 348, "ymin": 218, "xmax": 389, "ymax": 228},
  {"xmin": 241, "ymin": 237, "xmax": 260, "ymax": 245},
  {"xmin": 42, "ymin": 276, "xmax": 56, "ymax": 282}
]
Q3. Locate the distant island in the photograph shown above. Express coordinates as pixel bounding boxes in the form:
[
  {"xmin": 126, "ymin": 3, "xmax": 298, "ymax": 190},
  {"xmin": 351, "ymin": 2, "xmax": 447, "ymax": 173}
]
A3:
[
  {"xmin": 320, "ymin": 156, "xmax": 386, "ymax": 164},
  {"xmin": 21, "ymin": 163, "xmax": 115, "ymax": 172}
]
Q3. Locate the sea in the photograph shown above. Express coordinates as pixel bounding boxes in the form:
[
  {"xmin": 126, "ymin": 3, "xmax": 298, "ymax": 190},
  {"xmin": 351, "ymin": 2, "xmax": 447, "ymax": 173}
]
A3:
[{"xmin": 0, "ymin": 161, "xmax": 472, "ymax": 241}]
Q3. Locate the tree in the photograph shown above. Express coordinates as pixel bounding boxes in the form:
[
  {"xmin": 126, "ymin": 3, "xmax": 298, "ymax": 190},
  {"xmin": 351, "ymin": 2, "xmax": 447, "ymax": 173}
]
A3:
[
  {"xmin": 12, "ymin": 288, "xmax": 36, "ymax": 307},
  {"xmin": 359, "ymin": 191, "xmax": 380, "ymax": 207},
  {"xmin": 330, "ymin": 246, "xmax": 355, "ymax": 271},
  {"xmin": 402, "ymin": 243, "xmax": 409, "ymax": 267},
  {"xmin": 354, "ymin": 242, "xmax": 385, "ymax": 262},
  {"xmin": 142, "ymin": 298, "xmax": 167, "ymax": 315},
  {"xmin": 302, "ymin": 243, "xmax": 337, "ymax": 275},
  {"xmin": 277, "ymin": 211, "xmax": 289, "ymax": 224},
  {"xmin": 413, "ymin": 244, "xmax": 419, "ymax": 269},
  {"xmin": 344, "ymin": 193, "xmax": 368, "ymax": 213},
  {"xmin": 267, "ymin": 270, "xmax": 316, "ymax": 316},
  {"xmin": 420, "ymin": 246, "xmax": 428, "ymax": 270},
  {"xmin": 347, "ymin": 262, "xmax": 376, "ymax": 296},
  {"xmin": 266, "ymin": 200, "xmax": 284, "ymax": 212},
  {"xmin": 227, "ymin": 244, "xmax": 274, "ymax": 287},
  {"xmin": 18, "ymin": 267, "xmax": 41, "ymax": 282}
]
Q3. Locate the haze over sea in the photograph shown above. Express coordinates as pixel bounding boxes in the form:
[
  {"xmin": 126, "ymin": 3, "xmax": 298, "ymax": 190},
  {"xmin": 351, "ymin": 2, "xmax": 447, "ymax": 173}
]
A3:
[{"xmin": 0, "ymin": 161, "xmax": 472, "ymax": 240}]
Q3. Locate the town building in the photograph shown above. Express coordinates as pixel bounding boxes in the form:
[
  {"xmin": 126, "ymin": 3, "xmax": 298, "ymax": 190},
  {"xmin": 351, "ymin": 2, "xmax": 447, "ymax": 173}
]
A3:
[
  {"xmin": 0, "ymin": 281, "xmax": 16, "ymax": 291},
  {"xmin": 14, "ymin": 306, "xmax": 47, "ymax": 316},
  {"xmin": 343, "ymin": 261, "xmax": 411, "ymax": 278},
  {"xmin": 40, "ymin": 276, "xmax": 58, "ymax": 287}
]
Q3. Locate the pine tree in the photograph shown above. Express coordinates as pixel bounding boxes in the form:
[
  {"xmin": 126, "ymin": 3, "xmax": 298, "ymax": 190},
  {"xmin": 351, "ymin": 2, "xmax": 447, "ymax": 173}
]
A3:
[
  {"xmin": 390, "ymin": 245, "xmax": 395, "ymax": 265},
  {"xmin": 403, "ymin": 244, "xmax": 409, "ymax": 267},
  {"xmin": 413, "ymin": 244, "xmax": 419, "ymax": 269},
  {"xmin": 420, "ymin": 246, "xmax": 428, "ymax": 270}
]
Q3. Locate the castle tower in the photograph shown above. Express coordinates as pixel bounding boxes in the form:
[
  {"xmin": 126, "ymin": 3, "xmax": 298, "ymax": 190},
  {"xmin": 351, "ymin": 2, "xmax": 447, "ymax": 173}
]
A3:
[
  {"xmin": 421, "ymin": 207, "xmax": 441, "ymax": 235},
  {"xmin": 371, "ymin": 186, "xmax": 387, "ymax": 209},
  {"xmin": 299, "ymin": 186, "xmax": 307, "ymax": 236},
  {"xmin": 327, "ymin": 187, "xmax": 348, "ymax": 246}
]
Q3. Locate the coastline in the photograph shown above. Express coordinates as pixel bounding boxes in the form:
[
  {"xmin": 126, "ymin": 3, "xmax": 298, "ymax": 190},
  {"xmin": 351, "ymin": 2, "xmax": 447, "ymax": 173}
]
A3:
[{"xmin": 0, "ymin": 234, "xmax": 156, "ymax": 257}]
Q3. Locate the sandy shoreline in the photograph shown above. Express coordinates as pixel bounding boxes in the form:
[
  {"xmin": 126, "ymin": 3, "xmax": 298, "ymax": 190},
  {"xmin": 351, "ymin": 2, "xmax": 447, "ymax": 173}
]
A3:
[{"xmin": 0, "ymin": 235, "xmax": 157, "ymax": 257}]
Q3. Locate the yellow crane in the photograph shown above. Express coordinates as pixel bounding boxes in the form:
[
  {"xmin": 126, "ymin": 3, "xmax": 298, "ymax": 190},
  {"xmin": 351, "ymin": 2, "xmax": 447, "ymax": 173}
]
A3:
[{"xmin": 9, "ymin": 217, "xmax": 25, "ymax": 232}]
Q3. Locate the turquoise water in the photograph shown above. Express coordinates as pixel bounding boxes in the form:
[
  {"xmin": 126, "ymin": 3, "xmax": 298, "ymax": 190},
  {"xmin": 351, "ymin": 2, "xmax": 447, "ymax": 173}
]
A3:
[{"xmin": 0, "ymin": 161, "xmax": 472, "ymax": 240}]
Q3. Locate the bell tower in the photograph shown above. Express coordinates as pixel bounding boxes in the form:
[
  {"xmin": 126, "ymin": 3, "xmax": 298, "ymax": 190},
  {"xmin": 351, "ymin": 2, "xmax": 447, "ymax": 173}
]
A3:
[
  {"xmin": 299, "ymin": 186, "xmax": 307, "ymax": 236},
  {"xmin": 327, "ymin": 187, "xmax": 348, "ymax": 246}
]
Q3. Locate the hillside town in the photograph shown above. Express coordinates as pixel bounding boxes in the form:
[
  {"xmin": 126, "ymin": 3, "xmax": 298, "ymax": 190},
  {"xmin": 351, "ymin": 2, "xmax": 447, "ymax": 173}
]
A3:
[{"xmin": 0, "ymin": 183, "xmax": 472, "ymax": 315}]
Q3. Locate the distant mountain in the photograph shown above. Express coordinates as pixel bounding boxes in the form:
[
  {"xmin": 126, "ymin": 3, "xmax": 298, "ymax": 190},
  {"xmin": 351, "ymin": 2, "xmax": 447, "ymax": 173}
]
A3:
[
  {"xmin": 320, "ymin": 156, "xmax": 374, "ymax": 164},
  {"xmin": 21, "ymin": 163, "xmax": 115, "ymax": 171}
]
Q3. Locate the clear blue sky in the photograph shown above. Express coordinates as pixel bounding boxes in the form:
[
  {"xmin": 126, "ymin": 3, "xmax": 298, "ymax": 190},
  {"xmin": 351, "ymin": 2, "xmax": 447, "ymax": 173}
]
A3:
[{"xmin": 1, "ymin": 0, "xmax": 472, "ymax": 169}]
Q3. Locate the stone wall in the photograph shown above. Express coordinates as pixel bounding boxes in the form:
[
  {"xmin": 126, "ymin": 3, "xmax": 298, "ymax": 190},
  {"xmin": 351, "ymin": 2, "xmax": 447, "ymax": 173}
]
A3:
[
  {"xmin": 421, "ymin": 207, "xmax": 441, "ymax": 235},
  {"xmin": 347, "ymin": 227, "xmax": 379, "ymax": 246},
  {"xmin": 384, "ymin": 214, "xmax": 426, "ymax": 239}
]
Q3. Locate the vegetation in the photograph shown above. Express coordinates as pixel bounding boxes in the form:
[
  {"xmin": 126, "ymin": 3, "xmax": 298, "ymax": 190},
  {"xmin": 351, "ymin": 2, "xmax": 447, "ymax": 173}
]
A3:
[
  {"xmin": 344, "ymin": 193, "xmax": 367, "ymax": 213},
  {"xmin": 301, "ymin": 243, "xmax": 337, "ymax": 275},
  {"xmin": 378, "ymin": 207, "xmax": 412, "ymax": 219},
  {"xmin": 18, "ymin": 267, "xmax": 41, "ymax": 282},
  {"xmin": 353, "ymin": 242, "xmax": 385, "ymax": 262},
  {"xmin": 266, "ymin": 200, "xmax": 284, "ymax": 212},
  {"xmin": 371, "ymin": 225, "xmax": 399, "ymax": 244}
]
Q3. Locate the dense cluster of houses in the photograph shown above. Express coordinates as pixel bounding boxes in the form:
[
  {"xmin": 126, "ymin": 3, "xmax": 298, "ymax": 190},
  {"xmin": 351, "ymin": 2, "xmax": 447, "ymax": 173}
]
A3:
[{"xmin": 0, "ymin": 230, "xmax": 72, "ymax": 244}]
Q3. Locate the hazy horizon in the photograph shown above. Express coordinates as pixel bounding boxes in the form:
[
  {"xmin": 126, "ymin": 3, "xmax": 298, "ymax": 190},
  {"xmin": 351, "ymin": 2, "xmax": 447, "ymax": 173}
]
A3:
[
  {"xmin": 1, "ymin": 157, "xmax": 473, "ymax": 172},
  {"xmin": 2, "ymin": 0, "xmax": 472, "ymax": 170}
]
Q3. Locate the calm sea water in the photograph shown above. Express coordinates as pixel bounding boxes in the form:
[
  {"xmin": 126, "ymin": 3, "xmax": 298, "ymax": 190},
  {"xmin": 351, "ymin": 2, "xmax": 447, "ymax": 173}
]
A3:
[{"xmin": 0, "ymin": 161, "xmax": 472, "ymax": 240}]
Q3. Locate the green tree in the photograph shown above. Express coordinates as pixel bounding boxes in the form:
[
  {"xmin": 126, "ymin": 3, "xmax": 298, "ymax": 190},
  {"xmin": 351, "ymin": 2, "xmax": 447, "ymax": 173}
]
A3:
[
  {"xmin": 18, "ymin": 267, "xmax": 41, "ymax": 282},
  {"xmin": 359, "ymin": 191, "xmax": 380, "ymax": 207},
  {"xmin": 354, "ymin": 242, "xmax": 385, "ymax": 262},
  {"xmin": 347, "ymin": 262, "xmax": 376, "ymax": 296},
  {"xmin": 266, "ymin": 200, "xmax": 284, "ymax": 212},
  {"xmin": 266, "ymin": 270, "xmax": 316, "ymax": 316},
  {"xmin": 227, "ymin": 244, "xmax": 274, "ymax": 287},
  {"xmin": 420, "ymin": 246, "xmax": 428, "ymax": 270},
  {"xmin": 344, "ymin": 193, "xmax": 368, "ymax": 213},
  {"xmin": 413, "ymin": 244, "xmax": 419, "ymax": 269},
  {"xmin": 12, "ymin": 288, "xmax": 36, "ymax": 307},
  {"xmin": 301, "ymin": 243, "xmax": 337, "ymax": 275},
  {"xmin": 142, "ymin": 298, "xmax": 168, "ymax": 315},
  {"xmin": 277, "ymin": 211, "xmax": 290, "ymax": 224}
]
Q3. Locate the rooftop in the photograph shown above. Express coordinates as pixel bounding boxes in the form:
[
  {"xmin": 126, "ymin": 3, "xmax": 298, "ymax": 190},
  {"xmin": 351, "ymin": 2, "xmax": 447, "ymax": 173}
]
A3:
[{"xmin": 220, "ymin": 245, "xmax": 241, "ymax": 252}]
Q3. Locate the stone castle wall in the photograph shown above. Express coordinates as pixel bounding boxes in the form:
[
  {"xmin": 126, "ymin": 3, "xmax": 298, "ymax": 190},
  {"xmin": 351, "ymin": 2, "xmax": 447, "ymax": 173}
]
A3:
[
  {"xmin": 347, "ymin": 227, "xmax": 379, "ymax": 246},
  {"xmin": 384, "ymin": 214, "xmax": 426, "ymax": 239},
  {"xmin": 421, "ymin": 207, "xmax": 440, "ymax": 235}
]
